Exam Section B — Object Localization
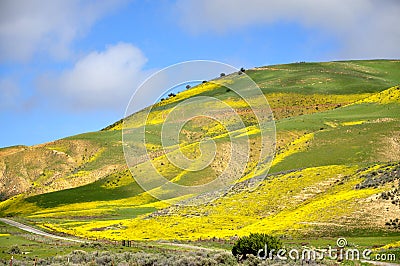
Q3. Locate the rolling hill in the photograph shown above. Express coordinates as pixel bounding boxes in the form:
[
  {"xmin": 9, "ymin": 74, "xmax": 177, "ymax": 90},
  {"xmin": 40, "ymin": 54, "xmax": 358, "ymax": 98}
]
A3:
[{"xmin": 1, "ymin": 59, "xmax": 400, "ymax": 251}]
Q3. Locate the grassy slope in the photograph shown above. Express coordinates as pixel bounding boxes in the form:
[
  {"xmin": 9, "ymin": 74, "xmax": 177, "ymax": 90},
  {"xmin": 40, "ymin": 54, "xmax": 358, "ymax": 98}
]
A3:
[
  {"xmin": 272, "ymin": 103, "xmax": 400, "ymax": 172},
  {"xmin": 22, "ymin": 97, "xmax": 399, "ymax": 241},
  {"xmin": 2, "ymin": 60, "xmax": 398, "ymax": 200},
  {"xmin": 0, "ymin": 60, "xmax": 400, "ymax": 248}
]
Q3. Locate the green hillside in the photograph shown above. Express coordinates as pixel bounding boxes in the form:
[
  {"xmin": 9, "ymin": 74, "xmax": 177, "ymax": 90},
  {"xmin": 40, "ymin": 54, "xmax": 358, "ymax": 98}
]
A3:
[{"xmin": 1, "ymin": 60, "xmax": 400, "ymax": 260}]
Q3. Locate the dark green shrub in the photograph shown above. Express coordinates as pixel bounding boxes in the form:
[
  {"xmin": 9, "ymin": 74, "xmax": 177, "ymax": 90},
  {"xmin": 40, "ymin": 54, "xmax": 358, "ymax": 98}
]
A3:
[
  {"xmin": 8, "ymin": 244, "xmax": 21, "ymax": 254},
  {"xmin": 232, "ymin": 233, "xmax": 282, "ymax": 260}
]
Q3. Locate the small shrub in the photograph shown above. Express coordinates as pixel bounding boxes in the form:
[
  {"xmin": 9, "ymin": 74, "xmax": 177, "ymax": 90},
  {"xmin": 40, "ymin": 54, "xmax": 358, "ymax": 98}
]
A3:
[
  {"xmin": 70, "ymin": 250, "xmax": 91, "ymax": 264},
  {"xmin": 9, "ymin": 245, "xmax": 21, "ymax": 254},
  {"xmin": 96, "ymin": 253, "xmax": 113, "ymax": 265},
  {"xmin": 241, "ymin": 254, "xmax": 262, "ymax": 266},
  {"xmin": 213, "ymin": 252, "xmax": 237, "ymax": 265},
  {"xmin": 232, "ymin": 233, "xmax": 282, "ymax": 261}
]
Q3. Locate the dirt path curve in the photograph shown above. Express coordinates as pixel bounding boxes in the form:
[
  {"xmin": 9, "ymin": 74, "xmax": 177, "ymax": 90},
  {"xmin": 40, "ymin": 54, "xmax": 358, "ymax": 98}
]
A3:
[{"xmin": 0, "ymin": 218, "xmax": 86, "ymax": 243}]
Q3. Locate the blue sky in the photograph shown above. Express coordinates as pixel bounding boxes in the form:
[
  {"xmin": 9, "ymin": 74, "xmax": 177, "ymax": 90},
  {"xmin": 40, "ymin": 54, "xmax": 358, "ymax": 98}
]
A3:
[{"xmin": 1, "ymin": 0, "xmax": 399, "ymax": 148}]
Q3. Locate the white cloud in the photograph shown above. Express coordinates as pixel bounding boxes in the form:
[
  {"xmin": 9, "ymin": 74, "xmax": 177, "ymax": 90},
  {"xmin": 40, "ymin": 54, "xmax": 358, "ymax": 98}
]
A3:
[
  {"xmin": 176, "ymin": 0, "xmax": 400, "ymax": 58},
  {"xmin": 0, "ymin": 0, "xmax": 127, "ymax": 62},
  {"xmin": 39, "ymin": 43, "xmax": 151, "ymax": 111}
]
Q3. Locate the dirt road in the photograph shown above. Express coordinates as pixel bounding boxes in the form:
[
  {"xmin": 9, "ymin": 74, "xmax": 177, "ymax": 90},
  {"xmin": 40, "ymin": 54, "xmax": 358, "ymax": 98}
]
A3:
[{"xmin": 0, "ymin": 218, "xmax": 86, "ymax": 243}]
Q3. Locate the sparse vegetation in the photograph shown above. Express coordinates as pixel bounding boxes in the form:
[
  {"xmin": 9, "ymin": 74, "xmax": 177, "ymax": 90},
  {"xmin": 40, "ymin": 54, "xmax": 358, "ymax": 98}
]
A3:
[
  {"xmin": 355, "ymin": 163, "xmax": 400, "ymax": 190},
  {"xmin": 6, "ymin": 249, "xmax": 237, "ymax": 266},
  {"xmin": 8, "ymin": 244, "xmax": 21, "ymax": 254}
]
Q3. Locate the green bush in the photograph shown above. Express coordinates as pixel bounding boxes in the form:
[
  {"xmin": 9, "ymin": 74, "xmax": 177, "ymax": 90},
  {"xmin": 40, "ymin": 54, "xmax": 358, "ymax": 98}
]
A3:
[
  {"xmin": 8, "ymin": 244, "xmax": 21, "ymax": 255},
  {"xmin": 232, "ymin": 233, "xmax": 282, "ymax": 260}
]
